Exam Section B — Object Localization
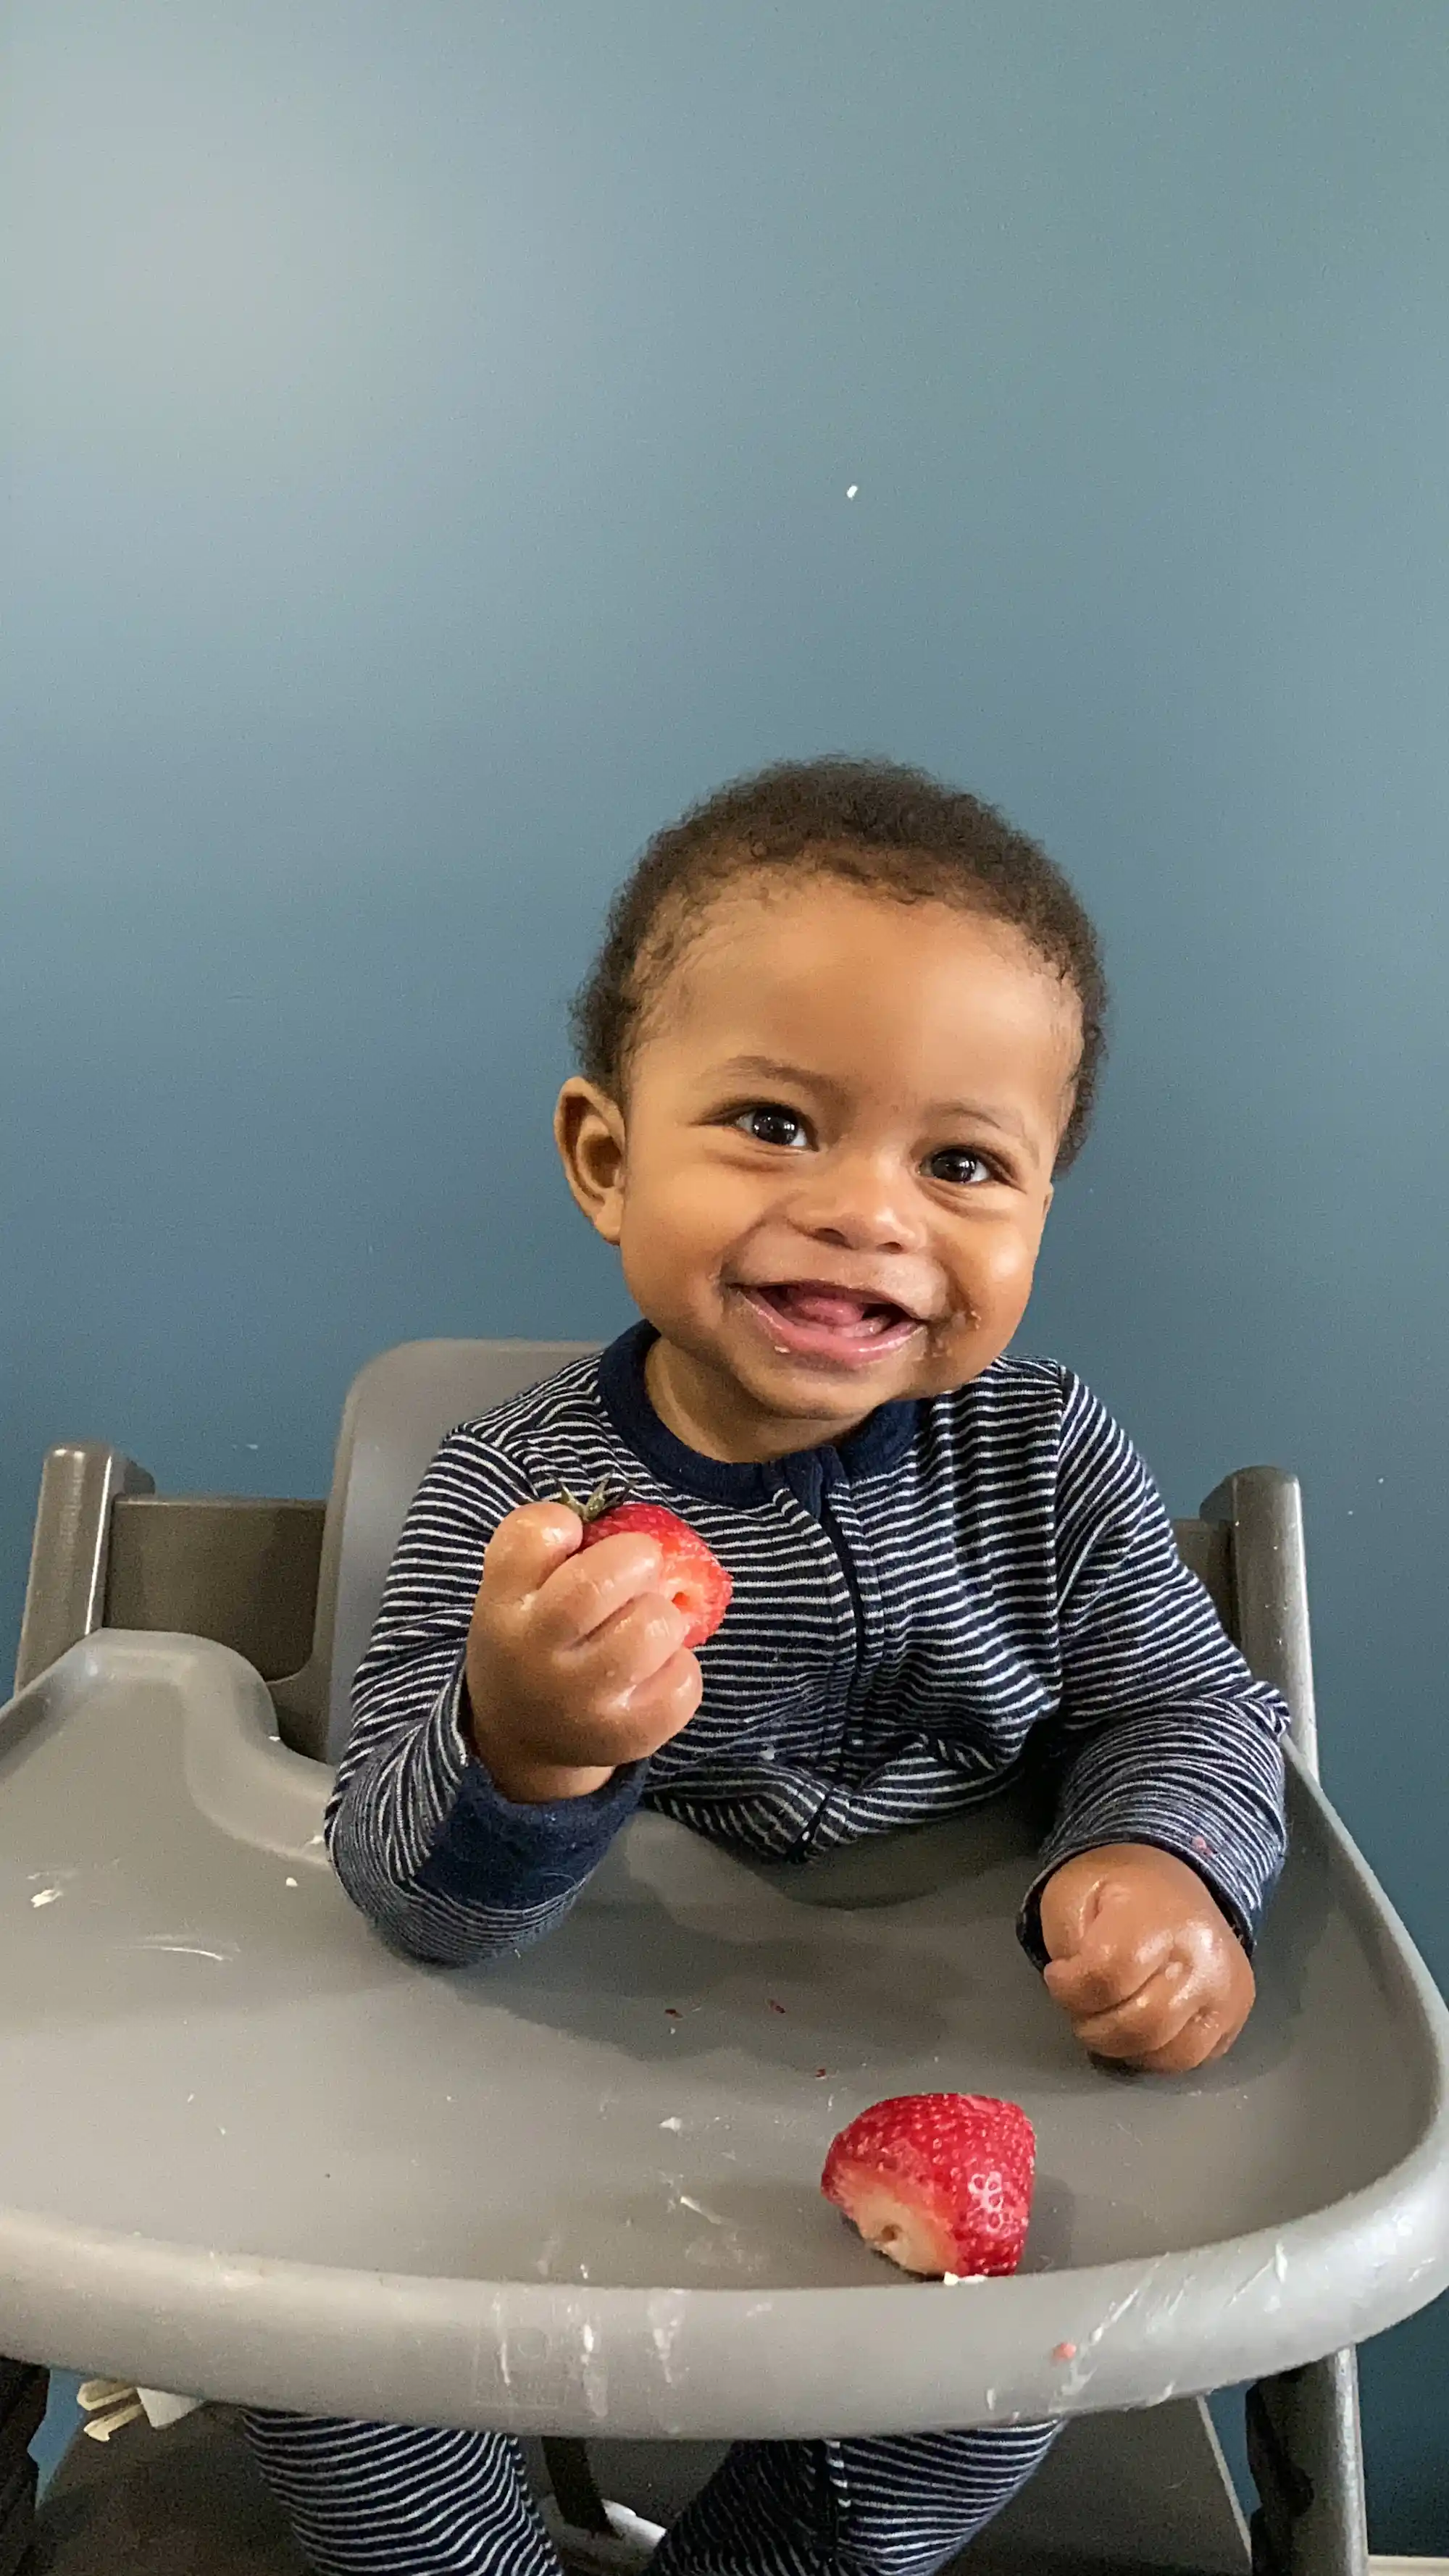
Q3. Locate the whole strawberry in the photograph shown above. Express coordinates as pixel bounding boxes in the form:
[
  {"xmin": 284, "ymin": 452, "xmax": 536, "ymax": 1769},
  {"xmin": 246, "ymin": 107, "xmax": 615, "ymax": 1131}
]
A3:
[
  {"xmin": 822, "ymin": 2093, "xmax": 1035, "ymax": 2279},
  {"xmin": 566, "ymin": 1487, "xmax": 732, "ymax": 1652}
]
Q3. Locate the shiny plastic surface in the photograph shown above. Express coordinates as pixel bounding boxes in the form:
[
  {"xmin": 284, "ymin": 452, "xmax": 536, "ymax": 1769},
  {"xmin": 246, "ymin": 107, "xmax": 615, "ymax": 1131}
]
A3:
[{"xmin": 0, "ymin": 1634, "xmax": 1445, "ymax": 2437}]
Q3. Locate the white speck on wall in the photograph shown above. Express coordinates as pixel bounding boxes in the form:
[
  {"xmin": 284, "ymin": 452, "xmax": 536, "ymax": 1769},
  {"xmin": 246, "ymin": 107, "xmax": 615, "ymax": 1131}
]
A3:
[
  {"xmin": 285, "ymin": 1876, "xmax": 298, "ymax": 1889},
  {"xmin": 845, "ymin": 484, "xmax": 859, "ymax": 498},
  {"xmin": 659, "ymin": 2117, "xmax": 683, "ymax": 2132},
  {"xmin": 30, "ymin": 1887, "xmax": 62, "ymax": 1908}
]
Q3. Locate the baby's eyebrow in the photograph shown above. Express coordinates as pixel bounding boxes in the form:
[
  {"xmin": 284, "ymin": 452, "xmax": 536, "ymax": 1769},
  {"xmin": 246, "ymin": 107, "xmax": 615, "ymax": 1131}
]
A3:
[
  {"xmin": 712, "ymin": 1053, "xmax": 822, "ymax": 1087},
  {"xmin": 932, "ymin": 1098, "xmax": 1033, "ymax": 1145}
]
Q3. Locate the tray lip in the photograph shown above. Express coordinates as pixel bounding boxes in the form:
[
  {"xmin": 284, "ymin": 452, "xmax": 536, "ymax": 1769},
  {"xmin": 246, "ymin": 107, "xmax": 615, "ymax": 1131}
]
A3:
[
  {"xmin": 1, "ymin": 1633, "xmax": 1448, "ymax": 2430},
  {"xmin": 0, "ymin": 2179, "xmax": 1445, "ymax": 2434}
]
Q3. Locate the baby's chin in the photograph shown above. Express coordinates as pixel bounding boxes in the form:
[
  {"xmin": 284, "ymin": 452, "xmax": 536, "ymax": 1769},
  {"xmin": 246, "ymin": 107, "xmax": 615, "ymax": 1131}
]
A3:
[{"xmin": 749, "ymin": 1356, "xmax": 926, "ymax": 1425}]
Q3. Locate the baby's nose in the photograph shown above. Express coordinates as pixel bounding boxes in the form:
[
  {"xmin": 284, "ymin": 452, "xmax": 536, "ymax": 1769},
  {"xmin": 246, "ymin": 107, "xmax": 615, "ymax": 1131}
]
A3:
[{"xmin": 788, "ymin": 1158, "xmax": 924, "ymax": 1252}]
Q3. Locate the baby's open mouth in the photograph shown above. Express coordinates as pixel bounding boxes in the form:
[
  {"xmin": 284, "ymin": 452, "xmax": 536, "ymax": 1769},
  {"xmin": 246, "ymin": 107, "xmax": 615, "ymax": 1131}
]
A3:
[{"xmin": 736, "ymin": 1281, "xmax": 925, "ymax": 1368}]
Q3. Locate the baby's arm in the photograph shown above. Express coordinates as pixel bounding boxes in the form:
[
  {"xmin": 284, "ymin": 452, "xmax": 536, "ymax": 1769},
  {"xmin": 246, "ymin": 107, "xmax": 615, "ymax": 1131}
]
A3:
[
  {"xmin": 327, "ymin": 1431, "xmax": 695, "ymax": 1967},
  {"xmin": 1022, "ymin": 1371, "xmax": 1290, "ymax": 2069}
]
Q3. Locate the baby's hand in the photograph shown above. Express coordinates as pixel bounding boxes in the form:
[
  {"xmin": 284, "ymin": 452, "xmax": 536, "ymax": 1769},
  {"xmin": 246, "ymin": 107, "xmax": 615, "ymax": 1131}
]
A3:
[
  {"xmin": 464, "ymin": 1502, "xmax": 703, "ymax": 1805},
  {"xmin": 1037, "ymin": 1843, "xmax": 1254, "ymax": 2075}
]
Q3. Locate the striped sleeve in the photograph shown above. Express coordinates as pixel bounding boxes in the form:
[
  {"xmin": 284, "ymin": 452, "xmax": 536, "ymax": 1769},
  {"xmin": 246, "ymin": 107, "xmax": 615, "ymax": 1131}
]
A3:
[
  {"xmin": 1020, "ymin": 1371, "xmax": 1290, "ymax": 1960},
  {"xmin": 325, "ymin": 1427, "xmax": 646, "ymax": 1969}
]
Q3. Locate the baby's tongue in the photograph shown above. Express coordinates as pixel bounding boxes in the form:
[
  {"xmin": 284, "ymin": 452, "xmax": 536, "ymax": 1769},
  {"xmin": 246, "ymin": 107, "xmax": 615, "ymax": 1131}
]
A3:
[{"xmin": 774, "ymin": 1285, "xmax": 876, "ymax": 1328}]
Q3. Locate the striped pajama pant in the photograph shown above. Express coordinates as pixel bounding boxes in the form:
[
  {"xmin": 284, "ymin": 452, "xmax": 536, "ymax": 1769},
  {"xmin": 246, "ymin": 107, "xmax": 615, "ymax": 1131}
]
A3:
[{"xmin": 243, "ymin": 2410, "xmax": 1058, "ymax": 2576}]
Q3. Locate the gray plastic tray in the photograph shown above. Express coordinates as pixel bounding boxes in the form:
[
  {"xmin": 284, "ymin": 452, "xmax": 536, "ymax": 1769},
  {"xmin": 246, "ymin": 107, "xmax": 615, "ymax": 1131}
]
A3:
[{"xmin": 1, "ymin": 1631, "xmax": 1446, "ymax": 2440}]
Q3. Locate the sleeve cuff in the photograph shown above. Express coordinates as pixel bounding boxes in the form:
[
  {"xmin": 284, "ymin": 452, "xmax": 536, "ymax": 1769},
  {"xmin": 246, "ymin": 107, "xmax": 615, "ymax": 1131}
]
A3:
[{"xmin": 420, "ymin": 1659, "xmax": 648, "ymax": 1902}]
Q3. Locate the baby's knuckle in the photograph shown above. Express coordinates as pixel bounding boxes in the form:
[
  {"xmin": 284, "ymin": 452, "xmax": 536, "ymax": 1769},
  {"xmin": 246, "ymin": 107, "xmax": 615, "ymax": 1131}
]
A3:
[
  {"xmin": 570, "ymin": 1568, "xmax": 617, "ymax": 1626},
  {"xmin": 632, "ymin": 1602, "xmax": 677, "ymax": 1657}
]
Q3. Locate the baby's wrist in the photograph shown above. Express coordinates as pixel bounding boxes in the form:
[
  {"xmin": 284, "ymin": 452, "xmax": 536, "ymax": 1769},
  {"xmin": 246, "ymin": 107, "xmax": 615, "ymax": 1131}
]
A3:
[{"xmin": 483, "ymin": 1751, "xmax": 617, "ymax": 1805}]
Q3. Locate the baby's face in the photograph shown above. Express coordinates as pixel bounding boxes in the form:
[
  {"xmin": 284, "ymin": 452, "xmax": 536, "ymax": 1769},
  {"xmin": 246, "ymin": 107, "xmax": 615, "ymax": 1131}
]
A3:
[{"xmin": 558, "ymin": 874, "xmax": 1079, "ymax": 1460}]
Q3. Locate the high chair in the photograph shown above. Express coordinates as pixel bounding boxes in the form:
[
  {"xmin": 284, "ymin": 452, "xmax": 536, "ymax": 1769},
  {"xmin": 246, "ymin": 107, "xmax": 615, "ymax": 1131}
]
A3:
[{"xmin": 2, "ymin": 1340, "xmax": 1445, "ymax": 2576}]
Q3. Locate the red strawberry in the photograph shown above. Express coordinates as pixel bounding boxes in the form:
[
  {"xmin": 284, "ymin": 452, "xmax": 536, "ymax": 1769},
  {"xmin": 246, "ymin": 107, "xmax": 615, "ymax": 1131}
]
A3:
[
  {"xmin": 822, "ymin": 2093, "xmax": 1035, "ymax": 2279},
  {"xmin": 567, "ymin": 1489, "xmax": 732, "ymax": 1651}
]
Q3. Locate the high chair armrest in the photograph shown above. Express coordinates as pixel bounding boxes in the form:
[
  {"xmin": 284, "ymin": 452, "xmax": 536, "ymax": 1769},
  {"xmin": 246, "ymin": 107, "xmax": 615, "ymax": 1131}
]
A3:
[
  {"xmin": 14, "ymin": 1444, "xmax": 325, "ymax": 1711},
  {"xmin": 14, "ymin": 1442, "xmax": 155, "ymax": 1691}
]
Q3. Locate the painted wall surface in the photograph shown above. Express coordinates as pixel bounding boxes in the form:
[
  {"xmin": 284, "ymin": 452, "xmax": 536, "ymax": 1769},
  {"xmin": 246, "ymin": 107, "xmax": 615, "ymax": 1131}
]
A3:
[{"xmin": 3, "ymin": 3, "xmax": 1446, "ymax": 2541}]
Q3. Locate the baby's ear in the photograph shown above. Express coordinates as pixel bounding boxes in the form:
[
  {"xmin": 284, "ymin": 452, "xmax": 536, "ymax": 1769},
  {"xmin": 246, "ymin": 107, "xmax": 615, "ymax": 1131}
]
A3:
[{"xmin": 554, "ymin": 1078, "xmax": 627, "ymax": 1241}]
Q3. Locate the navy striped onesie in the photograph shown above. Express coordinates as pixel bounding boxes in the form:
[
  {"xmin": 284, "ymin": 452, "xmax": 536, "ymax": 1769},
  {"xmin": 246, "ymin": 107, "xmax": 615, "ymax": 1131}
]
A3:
[{"xmin": 244, "ymin": 1324, "xmax": 1289, "ymax": 2576}]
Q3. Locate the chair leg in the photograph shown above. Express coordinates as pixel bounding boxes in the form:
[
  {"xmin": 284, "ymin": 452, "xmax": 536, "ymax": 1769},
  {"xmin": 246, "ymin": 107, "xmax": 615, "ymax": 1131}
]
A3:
[
  {"xmin": 543, "ymin": 2439, "xmax": 614, "ymax": 2538},
  {"xmin": 1213, "ymin": 1480, "xmax": 1371, "ymax": 2576},
  {"xmin": 1246, "ymin": 2351, "xmax": 1369, "ymax": 2576}
]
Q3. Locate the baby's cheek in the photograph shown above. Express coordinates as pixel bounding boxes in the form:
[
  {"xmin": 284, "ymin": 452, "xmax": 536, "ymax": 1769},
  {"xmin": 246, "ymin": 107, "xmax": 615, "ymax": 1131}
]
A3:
[{"xmin": 918, "ymin": 1309, "xmax": 1004, "ymax": 1385}]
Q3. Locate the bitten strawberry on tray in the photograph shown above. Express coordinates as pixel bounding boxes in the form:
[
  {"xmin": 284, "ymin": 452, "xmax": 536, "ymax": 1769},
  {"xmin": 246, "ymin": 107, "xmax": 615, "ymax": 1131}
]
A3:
[{"xmin": 822, "ymin": 2094, "xmax": 1035, "ymax": 2280}]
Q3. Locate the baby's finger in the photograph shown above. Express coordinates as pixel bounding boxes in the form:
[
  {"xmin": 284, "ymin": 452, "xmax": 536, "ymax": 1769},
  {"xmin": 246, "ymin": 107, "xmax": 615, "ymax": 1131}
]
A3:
[
  {"xmin": 604, "ymin": 1647, "xmax": 703, "ymax": 1757},
  {"xmin": 572, "ymin": 1589, "xmax": 690, "ymax": 1699},
  {"xmin": 1069, "ymin": 1956, "xmax": 1209, "ymax": 2060},
  {"xmin": 1131, "ymin": 2003, "xmax": 1232, "ymax": 2076},
  {"xmin": 479, "ymin": 1502, "xmax": 584, "ymax": 1607},
  {"xmin": 1036, "ymin": 1855, "xmax": 1102, "ymax": 1961},
  {"xmin": 531, "ymin": 1531, "xmax": 666, "ymax": 1647},
  {"xmin": 1043, "ymin": 1945, "xmax": 1157, "ymax": 2018},
  {"xmin": 1043, "ymin": 1902, "xmax": 1175, "ymax": 2017},
  {"xmin": 1135, "ymin": 1963, "xmax": 1255, "ymax": 2074},
  {"xmin": 549, "ymin": 1645, "xmax": 702, "ymax": 1769}
]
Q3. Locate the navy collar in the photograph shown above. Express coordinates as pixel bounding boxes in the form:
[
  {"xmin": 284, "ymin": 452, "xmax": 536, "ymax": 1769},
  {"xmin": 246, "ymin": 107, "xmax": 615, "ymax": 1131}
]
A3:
[{"xmin": 594, "ymin": 1321, "xmax": 920, "ymax": 1507}]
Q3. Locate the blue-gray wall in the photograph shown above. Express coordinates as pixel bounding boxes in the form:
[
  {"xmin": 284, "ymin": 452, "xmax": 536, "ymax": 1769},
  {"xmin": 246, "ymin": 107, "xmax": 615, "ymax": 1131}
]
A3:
[{"xmin": 4, "ymin": 2, "xmax": 1446, "ymax": 2542}]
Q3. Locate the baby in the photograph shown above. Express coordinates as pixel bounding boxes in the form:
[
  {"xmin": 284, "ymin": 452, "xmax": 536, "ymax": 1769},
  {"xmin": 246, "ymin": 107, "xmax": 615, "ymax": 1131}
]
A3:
[{"xmin": 246, "ymin": 758, "xmax": 1288, "ymax": 2576}]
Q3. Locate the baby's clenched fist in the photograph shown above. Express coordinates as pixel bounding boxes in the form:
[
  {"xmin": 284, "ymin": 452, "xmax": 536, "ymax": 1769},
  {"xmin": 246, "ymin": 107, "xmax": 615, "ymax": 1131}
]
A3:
[{"xmin": 1038, "ymin": 1842, "xmax": 1254, "ymax": 2075}]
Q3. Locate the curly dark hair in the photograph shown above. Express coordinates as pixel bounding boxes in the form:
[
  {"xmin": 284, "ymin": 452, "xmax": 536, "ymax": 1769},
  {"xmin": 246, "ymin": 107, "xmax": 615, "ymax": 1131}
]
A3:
[{"xmin": 570, "ymin": 756, "xmax": 1108, "ymax": 1172}]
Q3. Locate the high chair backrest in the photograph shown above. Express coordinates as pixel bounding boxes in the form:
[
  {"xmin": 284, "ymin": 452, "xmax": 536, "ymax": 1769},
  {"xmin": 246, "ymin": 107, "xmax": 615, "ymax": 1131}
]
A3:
[{"xmin": 291, "ymin": 1340, "xmax": 599, "ymax": 1762}]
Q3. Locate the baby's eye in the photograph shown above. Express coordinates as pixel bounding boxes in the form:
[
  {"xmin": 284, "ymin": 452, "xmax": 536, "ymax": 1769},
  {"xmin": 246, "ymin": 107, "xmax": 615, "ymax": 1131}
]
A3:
[
  {"xmin": 734, "ymin": 1103, "xmax": 810, "ymax": 1150},
  {"xmin": 924, "ymin": 1146, "xmax": 995, "ymax": 1187}
]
